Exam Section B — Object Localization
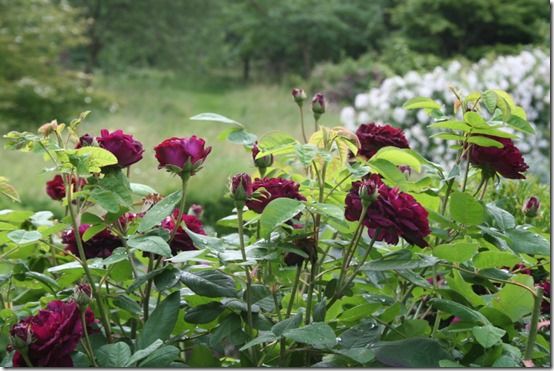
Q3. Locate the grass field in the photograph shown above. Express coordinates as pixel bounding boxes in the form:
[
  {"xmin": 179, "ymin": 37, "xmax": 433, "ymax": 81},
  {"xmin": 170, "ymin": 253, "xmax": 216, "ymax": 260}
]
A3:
[{"xmin": 0, "ymin": 71, "xmax": 340, "ymax": 217}]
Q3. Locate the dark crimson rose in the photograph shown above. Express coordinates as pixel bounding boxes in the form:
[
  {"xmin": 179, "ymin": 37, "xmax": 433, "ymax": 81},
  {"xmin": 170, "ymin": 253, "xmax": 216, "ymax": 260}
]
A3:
[
  {"xmin": 345, "ymin": 174, "xmax": 430, "ymax": 247},
  {"xmin": 62, "ymin": 224, "xmax": 122, "ymax": 259},
  {"xmin": 354, "ymin": 123, "xmax": 410, "ymax": 160},
  {"xmin": 285, "ymin": 237, "xmax": 317, "ymax": 266},
  {"xmin": 11, "ymin": 300, "xmax": 96, "ymax": 367},
  {"xmin": 97, "ymin": 129, "xmax": 144, "ymax": 168},
  {"xmin": 75, "ymin": 133, "xmax": 94, "ymax": 148},
  {"xmin": 154, "ymin": 136, "xmax": 211, "ymax": 175},
  {"xmin": 538, "ymin": 280, "xmax": 550, "ymax": 314},
  {"xmin": 161, "ymin": 209, "xmax": 206, "ymax": 254},
  {"xmin": 252, "ymin": 142, "xmax": 273, "ymax": 169},
  {"xmin": 522, "ymin": 196, "xmax": 540, "ymax": 218},
  {"xmin": 45, "ymin": 174, "xmax": 87, "ymax": 201},
  {"xmin": 230, "ymin": 173, "xmax": 253, "ymax": 202},
  {"xmin": 245, "ymin": 177, "xmax": 306, "ymax": 214},
  {"xmin": 468, "ymin": 135, "xmax": 528, "ymax": 179}
]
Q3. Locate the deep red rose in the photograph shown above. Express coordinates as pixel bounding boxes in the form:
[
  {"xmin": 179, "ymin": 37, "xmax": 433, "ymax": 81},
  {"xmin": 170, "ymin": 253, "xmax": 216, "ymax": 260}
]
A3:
[
  {"xmin": 538, "ymin": 280, "xmax": 550, "ymax": 314},
  {"xmin": 62, "ymin": 224, "xmax": 122, "ymax": 259},
  {"xmin": 252, "ymin": 143, "xmax": 273, "ymax": 169},
  {"xmin": 161, "ymin": 209, "xmax": 206, "ymax": 254},
  {"xmin": 11, "ymin": 300, "xmax": 96, "ymax": 367},
  {"xmin": 354, "ymin": 123, "xmax": 410, "ymax": 160},
  {"xmin": 97, "ymin": 129, "xmax": 144, "ymax": 168},
  {"xmin": 284, "ymin": 237, "xmax": 317, "ymax": 266},
  {"xmin": 468, "ymin": 135, "xmax": 528, "ymax": 179},
  {"xmin": 154, "ymin": 136, "xmax": 211, "ymax": 175},
  {"xmin": 45, "ymin": 175, "xmax": 87, "ymax": 201},
  {"xmin": 230, "ymin": 173, "xmax": 253, "ymax": 202},
  {"xmin": 245, "ymin": 177, "xmax": 306, "ymax": 214},
  {"xmin": 345, "ymin": 174, "xmax": 430, "ymax": 247},
  {"xmin": 75, "ymin": 133, "xmax": 94, "ymax": 149}
]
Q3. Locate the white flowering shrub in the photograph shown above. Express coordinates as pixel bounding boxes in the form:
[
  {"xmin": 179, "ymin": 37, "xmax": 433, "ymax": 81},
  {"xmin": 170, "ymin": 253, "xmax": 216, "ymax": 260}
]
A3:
[{"xmin": 341, "ymin": 48, "xmax": 550, "ymax": 179}]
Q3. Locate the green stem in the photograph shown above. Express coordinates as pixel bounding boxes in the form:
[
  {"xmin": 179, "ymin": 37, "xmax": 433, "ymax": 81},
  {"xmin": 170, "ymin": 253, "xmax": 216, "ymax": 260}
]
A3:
[
  {"xmin": 304, "ymin": 261, "xmax": 318, "ymax": 325},
  {"xmin": 237, "ymin": 205, "xmax": 257, "ymax": 363},
  {"xmin": 142, "ymin": 255, "xmax": 154, "ymax": 321},
  {"xmin": 337, "ymin": 204, "xmax": 368, "ymax": 290},
  {"xmin": 461, "ymin": 147, "xmax": 472, "ymax": 192},
  {"xmin": 479, "ymin": 178, "xmax": 489, "ymax": 200},
  {"xmin": 525, "ymin": 287, "xmax": 544, "ymax": 360},
  {"xmin": 299, "ymin": 105, "xmax": 308, "ymax": 143},
  {"xmin": 20, "ymin": 352, "xmax": 33, "ymax": 367},
  {"xmin": 170, "ymin": 176, "xmax": 190, "ymax": 241},
  {"xmin": 81, "ymin": 311, "xmax": 98, "ymax": 367},
  {"xmin": 66, "ymin": 174, "xmax": 112, "ymax": 342},
  {"xmin": 286, "ymin": 264, "xmax": 303, "ymax": 318}
]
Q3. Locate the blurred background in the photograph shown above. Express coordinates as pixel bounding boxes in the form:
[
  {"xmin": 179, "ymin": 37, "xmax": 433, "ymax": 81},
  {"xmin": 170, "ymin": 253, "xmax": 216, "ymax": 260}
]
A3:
[{"xmin": 0, "ymin": 0, "xmax": 550, "ymax": 225}]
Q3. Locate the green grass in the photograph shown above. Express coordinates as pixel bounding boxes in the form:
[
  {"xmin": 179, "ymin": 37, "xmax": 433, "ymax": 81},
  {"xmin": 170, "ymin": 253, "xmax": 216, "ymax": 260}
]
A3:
[{"xmin": 0, "ymin": 70, "xmax": 339, "ymax": 217}]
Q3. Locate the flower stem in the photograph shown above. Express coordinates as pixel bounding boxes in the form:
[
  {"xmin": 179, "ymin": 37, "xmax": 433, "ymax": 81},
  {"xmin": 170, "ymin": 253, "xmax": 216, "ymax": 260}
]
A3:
[
  {"xmin": 461, "ymin": 147, "xmax": 472, "ymax": 192},
  {"xmin": 81, "ymin": 311, "xmax": 98, "ymax": 367},
  {"xmin": 525, "ymin": 286, "xmax": 544, "ymax": 360},
  {"xmin": 20, "ymin": 352, "xmax": 33, "ymax": 367},
  {"xmin": 337, "ymin": 204, "xmax": 368, "ymax": 291},
  {"xmin": 286, "ymin": 264, "xmax": 303, "ymax": 318},
  {"xmin": 299, "ymin": 106, "xmax": 308, "ymax": 143},
  {"xmin": 236, "ymin": 205, "xmax": 257, "ymax": 363},
  {"xmin": 304, "ymin": 261, "xmax": 318, "ymax": 325},
  {"xmin": 170, "ymin": 175, "xmax": 190, "ymax": 241},
  {"xmin": 142, "ymin": 255, "xmax": 154, "ymax": 322},
  {"xmin": 65, "ymin": 174, "xmax": 112, "ymax": 342}
]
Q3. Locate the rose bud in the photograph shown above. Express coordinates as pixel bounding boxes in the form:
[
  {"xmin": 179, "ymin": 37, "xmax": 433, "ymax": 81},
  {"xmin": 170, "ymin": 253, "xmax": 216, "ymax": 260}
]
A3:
[
  {"xmin": 73, "ymin": 283, "xmax": 92, "ymax": 309},
  {"xmin": 522, "ymin": 196, "xmax": 540, "ymax": 218},
  {"xmin": 37, "ymin": 120, "xmax": 58, "ymax": 137},
  {"xmin": 45, "ymin": 175, "xmax": 87, "ymax": 201},
  {"xmin": 230, "ymin": 173, "xmax": 253, "ymax": 203},
  {"xmin": 291, "ymin": 88, "xmax": 307, "ymax": 106},
  {"xmin": 97, "ymin": 129, "xmax": 144, "ymax": 168},
  {"xmin": 154, "ymin": 136, "xmax": 211, "ymax": 177},
  {"xmin": 311, "ymin": 92, "xmax": 326, "ymax": 120},
  {"xmin": 188, "ymin": 204, "xmax": 204, "ymax": 219},
  {"xmin": 10, "ymin": 322, "xmax": 33, "ymax": 352},
  {"xmin": 251, "ymin": 142, "xmax": 273, "ymax": 175},
  {"xmin": 75, "ymin": 133, "xmax": 94, "ymax": 149},
  {"xmin": 358, "ymin": 178, "xmax": 378, "ymax": 208}
]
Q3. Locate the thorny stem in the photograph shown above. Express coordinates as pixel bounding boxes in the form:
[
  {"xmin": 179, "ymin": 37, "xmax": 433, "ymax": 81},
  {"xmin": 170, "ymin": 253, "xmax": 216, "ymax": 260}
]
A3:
[
  {"xmin": 81, "ymin": 311, "xmax": 98, "ymax": 367},
  {"xmin": 525, "ymin": 287, "xmax": 544, "ymax": 360},
  {"xmin": 66, "ymin": 173, "xmax": 112, "ymax": 342}
]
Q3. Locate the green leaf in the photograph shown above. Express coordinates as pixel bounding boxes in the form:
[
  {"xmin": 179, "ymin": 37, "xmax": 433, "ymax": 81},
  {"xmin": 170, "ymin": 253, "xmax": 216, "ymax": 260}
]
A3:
[
  {"xmin": 338, "ymin": 320, "xmax": 381, "ymax": 349},
  {"xmin": 239, "ymin": 331, "xmax": 278, "ymax": 351},
  {"xmin": 75, "ymin": 146, "xmax": 118, "ymax": 173},
  {"xmin": 138, "ymin": 191, "xmax": 182, "ymax": 232},
  {"xmin": 449, "ymin": 191, "xmax": 485, "ymax": 225},
  {"xmin": 482, "ymin": 90, "xmax": 498, "ymax": 113},
  {"xmin": 491, "ymin": 274, "xmax": 534, "ymax": 321},
  {"xmin": 113, "ymin": 295, "xmax": 141, "ymax": 315},
  {"xmin": 464, "ymin": 111, "xmax": 489, "ymax": 128},
  {"xmin": 428, "ymin": 120, "xmax": 471, "ymax": 132},
  {"xmin": 180, "ymin": 270, "xmax": 237, "ymax": 298},
  {"xmin": 505, "ymin": 228, "xmax": 550, "ymax": 256},
  {"xmin": 82, "ymin": 224, "xmax": 106, "ymax": 242},
  {"xmin": 166, "ymin": 249, "xmax": 206, "ymax": 263},
  {"xmin": 370, "ymin": 147, "xmax": 422, "ymax": 172},
  {"xmin": 259, "ymin": 198, "xmax": 305, "ymax": 238},
  {"xmin": 183, "ymin": 226, "xmax": 228, "ymax": 252},
  {"xmin": 448, "ymin": 270, "xmax": 485, "ymax": 307},
  {"xmin": 126, "ymin": 339, "xmax": 163, "ymax": 366},
  {"xmin": 190, "ymin": 112, "xmax": 244, "ymax": 128},
  {"xmin": 473, "ymin": 251, "xmax": 520, "ymax": 269},
  {"xmin": 283, "ymin": 322, "xmax": 337, "ymax": 349},
  {"xmin": 7, "ymin": 230, "xmax": 41, "ymax": 245},
  {"xmin": 486, "ymin": 203, "xmax": 516, "ymax": 230},
  {"xmin": 334, "ymin": 348, "xmax": 375, "ymax": 364},
  {"xmin": 130, "ymin": 183, "xmax": 157, "ymax": 196},
  {"xmin": 23, "ymin": 271, "xmax": 59, "ymax": 291},
  {"xmin": 507, "ymin": 114, "xmax": 534, "ymax": 134},
  {"xmin": 467, "ymin": 136, "xmax": 503, "ymax": 148},
  {"xmin": 403, "ymin": 97, "xmax": 441, "ymax": 110},
  {"xmin": 138, "ymin": 291, "xmax": 180, "ymax": 349},
  {"xmin": 89, "ymin": 169, "xmax": 133, "ymax": 213},
  {"xmin": 430, "ymin": 132, "xmax": 464, "ymax": 141},
  {"xmin": 184, "ymin": 302, "xmax": 225, "ymax": 324},
  {"xmin": 187, "ymin": 343, "xmax": 220, "ymax": 367},
  {"xmin": 29, "ymin": 211, "xmax": 54, "ymax": 227},
  {"xmin": 472, "ymin": 325, "xmax": 506, "ymax": 348},
  {"xmin": 256, "ymin": 132, "xmax": 298, "ymax": 157},
  {"xmin": 373, "ymin": 337, "xmax": 451, "ymax": 367},
  {"xmin": 429, "ymin": 299, "xmax": 490, "ymax": 325},
  {"xmin": 96, "ymin": 342, "xmax": 132, "ymax": 367},
  {"xmin": 138, "ymin": 345, "xmax": 180, "ymax": 367},
  {"xmin": 128, "ymin": 235, "xmax": 172, "ymax": 257},
  {"xmin": 272, "ymin": 312, "xmax": 303, "ymax": 336},
  {"xmin": 361, "ymin": 250, "xmax": 438, "ymax": 271},
  {"xmin": 433, "ymin": 240, "xmax": 478, "ymax": 263}
]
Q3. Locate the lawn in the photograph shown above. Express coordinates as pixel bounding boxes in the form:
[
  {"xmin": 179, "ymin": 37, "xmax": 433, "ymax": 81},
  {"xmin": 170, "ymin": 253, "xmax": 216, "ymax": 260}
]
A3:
[{"xmin": 0, "ymin": 71, "xmax": 339, "ymax": 215}]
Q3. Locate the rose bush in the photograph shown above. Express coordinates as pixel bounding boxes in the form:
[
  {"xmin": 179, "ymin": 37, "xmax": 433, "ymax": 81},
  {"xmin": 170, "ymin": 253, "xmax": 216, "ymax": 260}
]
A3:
[{"xmin": 0, "ymin": 86, "xmax": 550, "ymax": 368}]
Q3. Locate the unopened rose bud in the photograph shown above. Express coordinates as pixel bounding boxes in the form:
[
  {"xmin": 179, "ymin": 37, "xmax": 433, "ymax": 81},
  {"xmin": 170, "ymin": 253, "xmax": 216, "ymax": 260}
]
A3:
[
  {"xmin": 251, "ymin": 143, "xmax": 273, "ymax": 174},
  {"xmin": 37, "ymin": 120, "xmax": 58, "ymax": 137},
  {"xmin": 522, "ymin": 196, "xmax": 540, "ymax": 218},
  {"xmin": 230, "ymin": 173, "xmax": 253, "ymax": 202},
  {"xmin": 188, "ymin": 204, "xmax": 204, "ymax": 219},
  {"xmin": 76, "ymin": 134, "xmax": 94, "ymax": 149},
  {"xmin": 311, "ymin": 93, "xmax": 326, "ymax": 120},
  {"xmin": 291, "ymin": 88, "xmax": 307, "ymax": 106},
  {"xmin": 74, "ymin": 283, "xmax": 92, "ymax": 309},
  {"xmin": 358, "ymin": 179, "xmax": 378, "ymax": 208},
  {"xmin": 10, "ymin": 322, "xmax": 33, "ymax": 352}
]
